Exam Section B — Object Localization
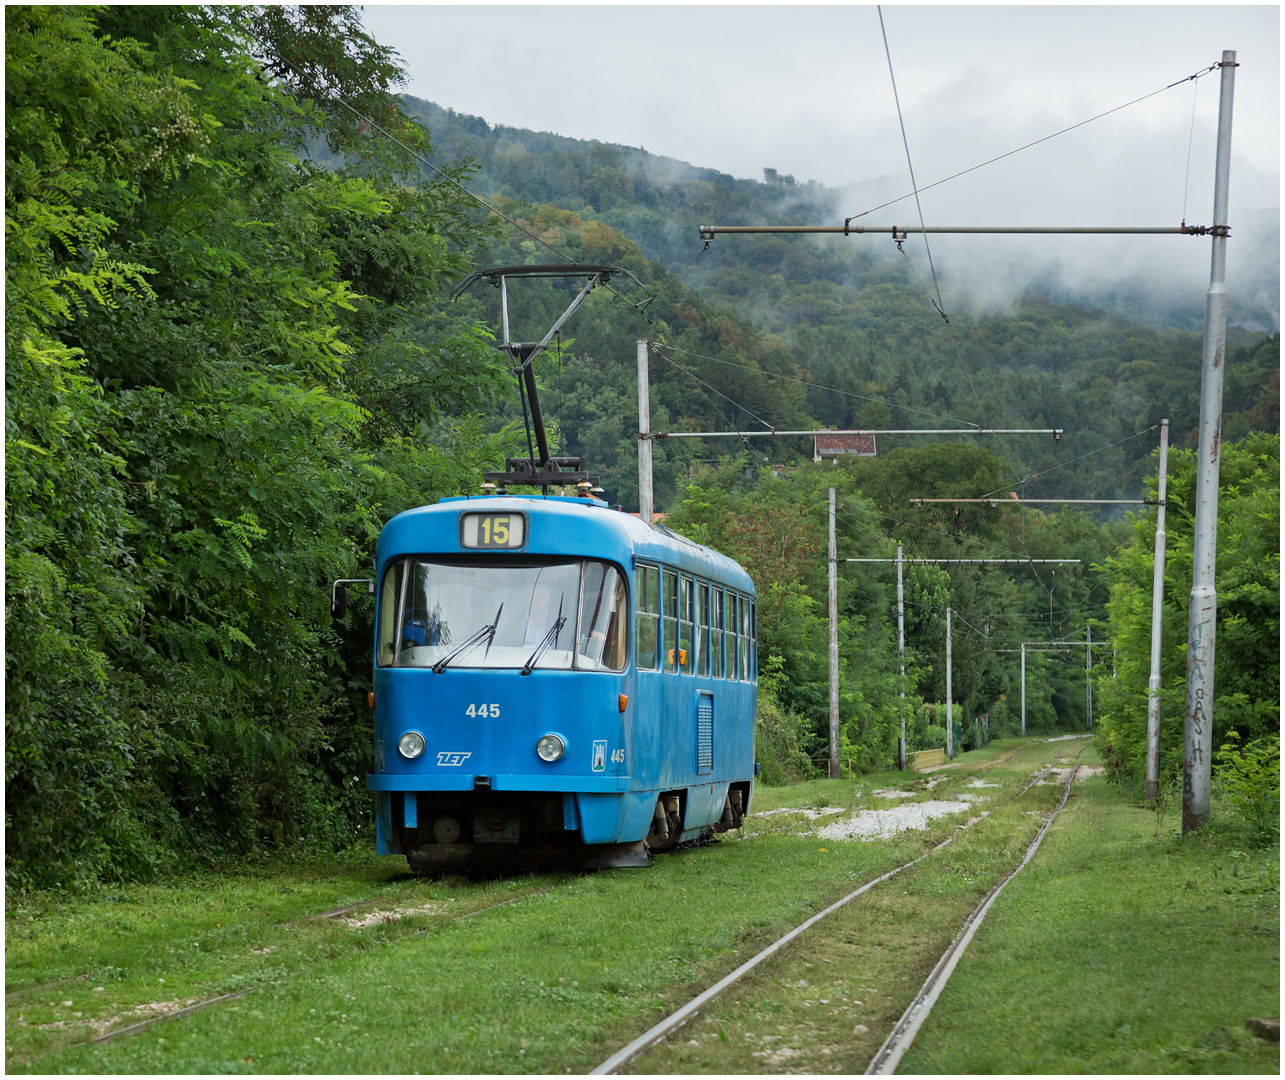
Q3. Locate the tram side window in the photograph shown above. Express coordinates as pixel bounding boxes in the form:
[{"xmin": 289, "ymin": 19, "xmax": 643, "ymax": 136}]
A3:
[
  {"xmin": 726, "ymin": 592, "xmax": 739, "ymax": 680},
  {"xmin": 662, "ymin": 570, "xmax": 679, "ymax": 672},
  {"xmin": 711, "ymin": 587, "xmax": 724, "ymax": 678},
  {"xmin": 679, "ymin": 576, "xmax": 695, "ymax": 674},
  {"xmin": 578, "ymin": 562, "xmax": 629, "ymax": 671},
  {"xmin": 635, "ymin": 565, "xmax": 659, "ymax": 670},
  {"xmin": 740, "ymin": 593, "xmax": 752, "ymax": 681},
  {"xmin": 751, "ymin": 600, "xmax": 758, "ymax": 683},
  {"xmin": 696, "ymin": 582, "xmax": 710, "ymax": 677},
  {"xmin": 377, "ymin": 559, "xmax": 404, "ymax": 667}
]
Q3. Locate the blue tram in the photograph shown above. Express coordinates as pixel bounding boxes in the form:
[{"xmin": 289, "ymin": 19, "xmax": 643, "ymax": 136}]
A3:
[{"xmin": 365, "ymin": 492, "xmax": 758, "ymax": 870}]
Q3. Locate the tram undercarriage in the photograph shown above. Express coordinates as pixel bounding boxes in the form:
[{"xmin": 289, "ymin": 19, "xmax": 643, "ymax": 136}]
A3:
[{"xmin": 391, "ymin": 785, "xmax": 749, "ymax": 872}]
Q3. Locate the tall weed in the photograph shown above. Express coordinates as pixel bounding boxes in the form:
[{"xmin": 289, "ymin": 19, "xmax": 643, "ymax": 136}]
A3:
[{"xmin": 1215, "ymin": 731, "xmax": 1280, "ymax": 844}]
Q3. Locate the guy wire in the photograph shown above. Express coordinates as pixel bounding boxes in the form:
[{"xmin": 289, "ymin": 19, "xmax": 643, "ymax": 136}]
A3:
[
  {"xmin": 1181, "ymin": 74, "xmax": 1200, "ymax": 224},
  {"xmin": 847, "ymin": 60, "xmax": 1222, "ymax": 221}
]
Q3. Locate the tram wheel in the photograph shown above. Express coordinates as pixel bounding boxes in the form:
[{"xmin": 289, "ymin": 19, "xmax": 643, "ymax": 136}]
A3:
[{"xmin": 644, "ymin": 794, "xmax": 682, "ymax": 852}]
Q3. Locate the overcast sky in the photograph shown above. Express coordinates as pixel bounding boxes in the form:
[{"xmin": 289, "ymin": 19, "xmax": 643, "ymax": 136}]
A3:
[{"xmin": 361, "ymin": 4, "xmax": 1280, "ymax": 320}]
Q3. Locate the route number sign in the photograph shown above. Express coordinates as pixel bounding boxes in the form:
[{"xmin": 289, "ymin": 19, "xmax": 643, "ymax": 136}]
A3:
[{"xmin": 461, "ymin": 512, "xmax": 526, "ymax": 549}]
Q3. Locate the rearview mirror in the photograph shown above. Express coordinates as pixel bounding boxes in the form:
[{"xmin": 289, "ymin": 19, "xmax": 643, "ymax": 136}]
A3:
[{"xmin": 331, "ymin": 585, "xmax": 348, "ymax": 620}]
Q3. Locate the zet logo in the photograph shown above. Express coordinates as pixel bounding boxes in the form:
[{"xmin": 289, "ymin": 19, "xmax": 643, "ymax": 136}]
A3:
[
  {"xmin": 591, "ymin": 740, "xmax": 607, "ymax": 772},
  {"xmin": 437, "ymin": 751, "xmax": 472, "ymax": 766}
]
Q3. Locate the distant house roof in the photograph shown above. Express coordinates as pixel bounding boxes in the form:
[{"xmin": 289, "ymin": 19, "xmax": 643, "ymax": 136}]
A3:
[
  {"xmin": 627, "ymin": 511, "xmax": 666, "ymax": 522},
  {"xmin": 814, "ymin": 432, "xmax": 877, "ymax": 458}
]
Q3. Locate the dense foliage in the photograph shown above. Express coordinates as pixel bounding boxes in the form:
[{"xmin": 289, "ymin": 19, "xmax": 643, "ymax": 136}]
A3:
[
  {"xmin": 5, "ymin": 5, "xmax": 510, "ymax": 888},
  {"xmin": 1094, "ymin": 433, "xmax": 1280, "ymax": 801}
]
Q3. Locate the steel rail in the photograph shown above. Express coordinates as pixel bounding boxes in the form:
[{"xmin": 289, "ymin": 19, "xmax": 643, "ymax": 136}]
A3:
[
  {"xmin": 865, "ymin": 744, "xmax": 1089, "ymax": 1074},
  {"xmin": 589, "ymin": 838, "xmax": 955, "ymax": 1074},
  {"xmin": 590, "ymin": 739, "xmax": 1074, "ymax": 1074}
]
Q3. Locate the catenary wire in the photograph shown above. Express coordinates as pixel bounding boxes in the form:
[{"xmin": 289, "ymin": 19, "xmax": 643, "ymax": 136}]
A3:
[
  {"xmin": 877, "ymin": 8, "xmax": 984, "ymax": 417},
  {"xmin": 655, "ymin": 350, "xmax": 792, "ymax": 436},
  {"xmin": 878, "ymin": 7, "xmax": 947, "ymax": 324},
  {"xmin": 831, "ymin": 499, "xmax": 1110, "ymax": 634},
  {"xmin": 654, "ymin": 353, "xmax": 770, "ymax": 457},
  {"xmin": 846, "ymin": 61, "xmax": 1222, "ymax": 222},
  {"xmin": 976, "ymin": 424, "xmax": 1161, "ymax": 500},
  {"xmin": 647, "ymin": 341, "xmax": 981, "ymax": 429}
]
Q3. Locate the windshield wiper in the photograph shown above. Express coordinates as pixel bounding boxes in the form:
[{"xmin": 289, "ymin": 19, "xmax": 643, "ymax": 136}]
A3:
[
  {"xmin": 431, "ymin": 604, "xmax": 503, "ymax": 674},
  {"xmin": 520, "ymin": 599, "xmax": 566, "ymax": 676}
]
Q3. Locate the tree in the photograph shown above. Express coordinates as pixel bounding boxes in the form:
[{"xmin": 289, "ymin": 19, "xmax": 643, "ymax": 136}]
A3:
[
  {"xmin": 1095, "ymin": 433, "xmax": 1280, "ymax": 792},
  {"xmin": 5, "ymin": 5, "xmax": 508, "ymax": 886}
]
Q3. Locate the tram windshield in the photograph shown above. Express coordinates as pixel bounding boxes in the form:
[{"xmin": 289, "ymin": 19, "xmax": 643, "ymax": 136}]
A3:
[{"xmin": 377, "ymin": 558, "xmax": 629, "ymax": 671}]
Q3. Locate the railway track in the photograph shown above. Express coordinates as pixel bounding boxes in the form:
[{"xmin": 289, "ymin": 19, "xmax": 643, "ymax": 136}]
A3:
[
  {"xmin": 865, "ymin": 745, "xmax": 1089, "ymax": 1074},
  {"xmin": 590, "ymin": 736, "xmax": 1090, "ymax": 1074},
  {"xmin": 10, "ymin": 736, "xmax": 1089, "ymax": 1071}
]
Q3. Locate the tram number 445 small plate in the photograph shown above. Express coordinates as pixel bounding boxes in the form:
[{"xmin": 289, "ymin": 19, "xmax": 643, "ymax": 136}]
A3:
[{"xmin": 466, "ymin": 703, "xmax": 501, "ymax": 717}]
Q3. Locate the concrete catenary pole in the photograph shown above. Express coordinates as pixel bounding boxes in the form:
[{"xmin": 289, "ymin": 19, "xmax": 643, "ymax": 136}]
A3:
[
  {"xmin": 637, "ymin": 340, "xmax": 653, "ymax": 524},
  {"xmin": 945, "ymin": 607, "xmax": 953, "ymax": 760},
  {"xmin": 897, "ymin": 543, "xmax": 906, "ymax": 770},
  {"xmin": 828, "ymin": 488, "xmax": 840, "ymax": 778},
  {"xmin": 1086, "ymin": 624, "xmax": 1093, "ymax": 730},
  {"xmin": 1146, "ymin": 419, "xmax": 1171, "ymax": 800},
  {"xmin": 1184, "ymin": 51, "xmax": 1236, "ymax": 833},
  {"xmin": 1020, "ymin": 642, "xmax": 1026, "ymax": 737}
]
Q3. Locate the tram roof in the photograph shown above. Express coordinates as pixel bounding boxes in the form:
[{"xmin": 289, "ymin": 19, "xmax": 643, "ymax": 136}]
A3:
[{"xmin": 378, "ymin": 495, "xmax": 755, "ymax": 594}]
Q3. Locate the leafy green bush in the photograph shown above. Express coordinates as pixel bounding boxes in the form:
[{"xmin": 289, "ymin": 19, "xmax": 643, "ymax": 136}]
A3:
[
  {"xmin": 755, "ymin": 657, "xmax": 814, "ymax": 786},
  {"xmin": 922, "ymin": 724, "xmax": 948, "ymax": 750},
  {"xmin": 1215, "ymin": 732, "xmax": 1280, "ymax": 844}
]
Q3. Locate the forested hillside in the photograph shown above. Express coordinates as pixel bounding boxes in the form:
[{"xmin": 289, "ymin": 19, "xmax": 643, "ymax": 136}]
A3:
[
  {"xmin": 394, "ymin": 98, "xmax": 1279, "ymax": 516},
  {"xmin": 7, "ymin": 6, "xmax": 1277, "ymax": 888}
]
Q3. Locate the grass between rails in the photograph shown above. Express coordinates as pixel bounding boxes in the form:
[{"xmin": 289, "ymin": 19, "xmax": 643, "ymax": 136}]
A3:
[
  {"xmin": 4, "ymin": 735, "xmax": 1073, "ymax": 1073},
  {"xmin": 898, "ymin": 760, "xmax": 1281, "ymax": 1074},
  {"xmin": 621, "ymin": 737, "xmax": 1086, "ymax": 1073}
]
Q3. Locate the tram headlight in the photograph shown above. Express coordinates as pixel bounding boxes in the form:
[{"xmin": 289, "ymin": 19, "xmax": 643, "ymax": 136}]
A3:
[
  {"xmin": 398, "ymin": 731, "xmax": 426, "ymax": 759},
  {"xmin": 536, "ymin": 733, "xmax": 566, "ymax": 763}
]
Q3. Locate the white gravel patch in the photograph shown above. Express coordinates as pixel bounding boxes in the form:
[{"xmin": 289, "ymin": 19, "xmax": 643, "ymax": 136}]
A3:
[
  {"xmin": 755, "ymin": 806, "xmax": 844, "ymax": 820},
  {"xmin": 869, "ymin": 788, "xmax": 913, "ymax": 800},
  {"xmin": 1047, "ymin": 733, "xmax": 1092, "ymax": 741},
  {"xmin": 815, "ymin": 796, "xmax": 986, "ymax": 841},
  {"xmin": 966, "ymin": 779, "xmax": 1000, "ymax": 788}
]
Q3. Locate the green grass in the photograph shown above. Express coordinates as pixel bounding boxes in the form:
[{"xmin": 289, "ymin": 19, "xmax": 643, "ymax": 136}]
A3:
[
  {"xmin": 624, "ymin": 737, "xmax": 1087, "ymax": 1072},
  {"xmin": 899, "ymin": 759, "xmax": 1280, "ymax": 1074},
  {"xmin": 16, "ymin": 734, "xmax": 1231, "ymax": 1075},
  {"xmin": 7, "ymin": 771, "xmax": 965, "ymax": 1074}
]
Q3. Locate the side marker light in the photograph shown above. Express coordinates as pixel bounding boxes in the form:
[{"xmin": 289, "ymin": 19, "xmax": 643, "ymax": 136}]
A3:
[
  {"xmin": 367, "ymin": 691, "xmax": 376, "ymax": 710},
  {"xmin": 618, "ymin": 694, "xmax": 628, "ymax": 713}
]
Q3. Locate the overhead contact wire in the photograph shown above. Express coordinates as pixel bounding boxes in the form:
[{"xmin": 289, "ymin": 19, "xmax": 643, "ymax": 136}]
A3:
[
  {"xmin": 878, "ymin": 6, "xmax": 946, "ymax": 324},
  {"xmin": 648, "ymin": 341, "xmax": 979, "ymax": 428},
  {"xmin": 877, "ymin": 8, "xmax": 984, "ymax": 418},
  {"xmin": 975, "ymin": 424, "xmax": 1161, "ymax": 500},
  {"xmin": 847, "ymin": 61, "xmax": 1221, "ymax": 222}
]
